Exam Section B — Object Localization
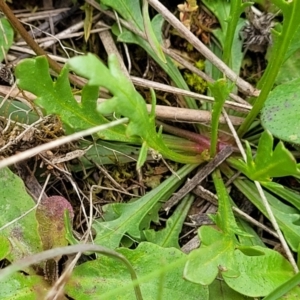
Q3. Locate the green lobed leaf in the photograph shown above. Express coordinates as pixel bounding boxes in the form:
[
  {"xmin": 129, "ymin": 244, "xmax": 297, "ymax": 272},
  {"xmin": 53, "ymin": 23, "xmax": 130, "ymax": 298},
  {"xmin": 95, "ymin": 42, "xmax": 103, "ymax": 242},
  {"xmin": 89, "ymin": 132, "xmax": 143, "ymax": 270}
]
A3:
[
  {"xmin": 15, "ymin": 56, "xmax": 132, "ymax": 142},
  {"xmin": 185, "ymin": 168, "xmax": 253, "ymax": 286},
  {"xmin": 66, "ymin": 242, "xmax": 208, "ymax": 300},
  {"xmin": 184, "ymin": 228, "xmax": 238, "ymax": 285},
  {"xmin": 228, "ymin": 130, "xmax": 300, "ymax": 181},
  {"xmin": 143, "ymin": 194, "xmax": 194, "ymax": 248},
  {"xmin": 186, "ymin": 223, "xmax": 296, "ymax": 296},
  {"xmin": 261, "ymin": 78, "xmax": 300, "ymax": 144},
  {"xmin": 68, "ymin": 53, "xmax": 206, "ymax": 164},
  {"xmin": 93, "ymin": 164, "xmax": 197, "ymax": 249},
  {"xmin": 224, "ymin": 247, "xmax": 295, "ymax": 297}
]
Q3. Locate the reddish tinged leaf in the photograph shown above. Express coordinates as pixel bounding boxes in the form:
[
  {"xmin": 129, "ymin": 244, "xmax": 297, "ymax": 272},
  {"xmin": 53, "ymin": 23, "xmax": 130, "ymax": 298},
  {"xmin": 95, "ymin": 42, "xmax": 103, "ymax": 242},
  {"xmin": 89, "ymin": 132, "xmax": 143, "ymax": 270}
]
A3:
[{"xmin": 36, "ymin": 196, "xmax": 74, "ymax": 250}]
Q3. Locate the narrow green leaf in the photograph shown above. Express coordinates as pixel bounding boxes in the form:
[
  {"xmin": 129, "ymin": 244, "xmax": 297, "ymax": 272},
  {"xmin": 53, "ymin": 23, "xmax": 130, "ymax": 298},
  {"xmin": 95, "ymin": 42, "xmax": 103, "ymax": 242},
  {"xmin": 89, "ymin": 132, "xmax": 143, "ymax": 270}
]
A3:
[
  {"xmin": 137, "ymin": 142, "xmax": 149, "ymax": 169},
  {"xmin": 221, "ymin": 164, "xmax": 300, "ymax": 251},
  {"xmin": 0, "ymin": 18, "xmax": 14, "ymax": 62},
  {"xmin": 83, "ymin": 3, "xmax": 93, "ymax": 41},
  {"xmin": 102, "ymin": 0, "xmax": 196, "ymax": 107},
  {"xmin": 112, "ymin": 16, "xmax": 199, "ymax": 110},
  {"xmin": 212, "ymin": 169, "xmax": 239, "ymax": 235},
  {"xmin": 142, "ymin": 0, "xmax": 166, "ymax": 64},
  {"xmin": 0, "ymin": 98, "xmax": 39, "ymax": 124},
  {"xmin": 202, "ymin": 0, "xmax": 246, "ymax": 73},
  {"xmin": 213, "ymin": 168, "xmax": 251, "ymax": 238},
  {"xmin": 100, "ymin": 0, "xmax": 144, "ymax": 31},
  {"xmin": 263, "ymin": 181, "xmax": 300, "ymax": 211}
]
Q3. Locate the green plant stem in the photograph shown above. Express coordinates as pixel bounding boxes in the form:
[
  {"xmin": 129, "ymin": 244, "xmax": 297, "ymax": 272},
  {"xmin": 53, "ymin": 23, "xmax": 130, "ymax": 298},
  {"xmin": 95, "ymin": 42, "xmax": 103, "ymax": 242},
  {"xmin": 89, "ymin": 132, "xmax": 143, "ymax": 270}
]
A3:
[
  {"xmin": 238, "ymin": 0, "xmax": 300, "ymax": 137},
  {"xmin": 208, "ymin": 79, "xmax": 231, "ymax": 157},
  {"xmin": 0, "ymin": 0, "xmax": 85, "ymax": 88},
  {"xmin": 157, "ymin": 120, "xmax": 240, "ymax": 153},
  {"xmin": 222, "ymin": 0, "xmax": 246, "ymax": 66}
]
